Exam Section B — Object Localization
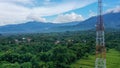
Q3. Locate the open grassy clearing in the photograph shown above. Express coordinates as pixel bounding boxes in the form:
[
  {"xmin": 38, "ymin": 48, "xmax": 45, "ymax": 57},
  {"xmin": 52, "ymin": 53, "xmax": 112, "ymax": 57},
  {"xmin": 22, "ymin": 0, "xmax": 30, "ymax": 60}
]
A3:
[{"xmin": 71, "ymin": 49, "xmax": 120, "ymax": 68}]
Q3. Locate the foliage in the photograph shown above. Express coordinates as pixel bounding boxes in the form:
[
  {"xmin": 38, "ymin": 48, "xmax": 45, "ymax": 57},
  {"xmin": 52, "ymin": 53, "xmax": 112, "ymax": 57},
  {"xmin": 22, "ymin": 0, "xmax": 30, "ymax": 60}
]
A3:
[{"xmin": 0, "ymin": 30, "xmax": 119, "ymax": 68}]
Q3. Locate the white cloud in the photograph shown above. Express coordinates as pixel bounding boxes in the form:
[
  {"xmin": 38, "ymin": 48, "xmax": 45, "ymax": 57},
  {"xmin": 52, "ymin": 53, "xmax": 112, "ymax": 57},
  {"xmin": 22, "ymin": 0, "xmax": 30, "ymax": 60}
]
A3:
[
  {"xmin": 0, "ymin": 0, "xmax": 96, "ymax": 26},
  {"xmin": 105, "ymin": 5, "xmax": 120, "ymax": 13},
  {"xmin": 72, "ymin": 0, "xmax": 97, "ymax": 9},
  {"xmin": 53, "ymin": 12, "xmax": 84, "ymax": 23},
  {"xmin": 89, "ymin": 10, "xmax": 96, "ymax": 17},
  {"xmin": 0, "ymin": 0, "xmax": 33, "ymax": 4},
  {"xmin": 27, "ymin": 14, "xmax": 46, "ymax": 22},
  {"xmin": 31, "ymin": 2, "xmax": 77, "ymax": 16},
  {"xmin": 0, "ymin": 3, "xmax": 30, "ymax": 26}
]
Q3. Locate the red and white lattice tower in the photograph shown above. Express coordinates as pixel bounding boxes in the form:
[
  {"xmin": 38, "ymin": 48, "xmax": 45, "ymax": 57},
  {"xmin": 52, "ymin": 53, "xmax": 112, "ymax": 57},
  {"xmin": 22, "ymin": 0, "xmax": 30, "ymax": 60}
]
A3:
[{"xmin": 95, "ymin": 0, "xmax": 106, "ymax": 68}]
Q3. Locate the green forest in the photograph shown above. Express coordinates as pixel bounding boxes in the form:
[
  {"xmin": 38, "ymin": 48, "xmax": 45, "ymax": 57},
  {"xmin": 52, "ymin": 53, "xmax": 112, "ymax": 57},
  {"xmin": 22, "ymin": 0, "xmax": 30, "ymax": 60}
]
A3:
[{"xmin": 0, "ymin": 30, "xmax": 120, "ymax": 68}]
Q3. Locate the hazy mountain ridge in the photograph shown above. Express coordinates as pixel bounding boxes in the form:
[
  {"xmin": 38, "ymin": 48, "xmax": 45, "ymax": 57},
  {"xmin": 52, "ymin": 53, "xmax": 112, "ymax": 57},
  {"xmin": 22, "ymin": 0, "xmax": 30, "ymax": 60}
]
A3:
[
  {"xmin": 0, "ymin": 12, "xmax": 120, "ymax": 33},
  {"xmin": 50, "ymin": 12, "xmax": 120, "ymax": 31},
  {"xmin": 76, "ymin": 12, "xmax": 120, "ymax": 30}
]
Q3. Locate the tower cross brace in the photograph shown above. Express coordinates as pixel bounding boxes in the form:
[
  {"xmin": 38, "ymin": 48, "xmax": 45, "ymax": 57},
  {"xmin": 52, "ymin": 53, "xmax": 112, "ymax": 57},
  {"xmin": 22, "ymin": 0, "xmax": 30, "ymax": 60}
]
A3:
[{"xmin": 95, "ymin": 0, "xmax": 106, "ymax": 68}]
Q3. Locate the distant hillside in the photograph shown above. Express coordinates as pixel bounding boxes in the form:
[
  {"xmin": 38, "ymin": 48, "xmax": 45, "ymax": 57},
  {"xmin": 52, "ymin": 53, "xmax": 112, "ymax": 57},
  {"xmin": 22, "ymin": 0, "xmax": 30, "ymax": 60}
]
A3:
[
  {"xmin": 76, "ymin": 12, "xmax": 120, "ymax": 30},
  {"xmin": 0, "ymin": 21, "xmax": 79, "ymax": 33},
  {"xmin": 0, "ymin": 12, "xmax": 120, "ymax": 33},
  {"xmin": 51, "ymin": 12, "xmax": 120, "ymax": 31}
]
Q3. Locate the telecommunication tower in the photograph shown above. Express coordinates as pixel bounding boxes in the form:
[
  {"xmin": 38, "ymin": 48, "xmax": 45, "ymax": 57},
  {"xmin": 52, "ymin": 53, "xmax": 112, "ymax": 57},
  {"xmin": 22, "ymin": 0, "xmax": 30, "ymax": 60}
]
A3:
[{"xmin": 95, "ymin": 0, "xmax": 106, "ymax": 68}]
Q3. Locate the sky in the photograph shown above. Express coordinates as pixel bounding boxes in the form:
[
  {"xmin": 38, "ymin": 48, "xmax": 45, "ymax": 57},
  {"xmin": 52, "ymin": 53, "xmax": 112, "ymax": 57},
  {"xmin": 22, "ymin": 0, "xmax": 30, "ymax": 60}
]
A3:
[{"xmin": 0, "ymin": 0, "xmax": 120, "ymax": 26}]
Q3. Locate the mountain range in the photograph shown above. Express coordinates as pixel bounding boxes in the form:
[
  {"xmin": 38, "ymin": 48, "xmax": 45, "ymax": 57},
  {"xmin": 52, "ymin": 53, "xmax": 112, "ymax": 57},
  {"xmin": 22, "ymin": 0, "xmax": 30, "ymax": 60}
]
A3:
[{"xmin": 0, "ymin": 12, "xmax": 120, "ymax": 33}]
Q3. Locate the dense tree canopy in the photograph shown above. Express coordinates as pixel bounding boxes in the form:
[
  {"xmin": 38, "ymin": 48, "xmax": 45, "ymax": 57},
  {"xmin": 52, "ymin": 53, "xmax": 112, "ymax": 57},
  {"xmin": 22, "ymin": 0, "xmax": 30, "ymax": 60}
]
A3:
[{"xmin": 0, "ymin": 30, "xmax": 120, "ymax": 68}]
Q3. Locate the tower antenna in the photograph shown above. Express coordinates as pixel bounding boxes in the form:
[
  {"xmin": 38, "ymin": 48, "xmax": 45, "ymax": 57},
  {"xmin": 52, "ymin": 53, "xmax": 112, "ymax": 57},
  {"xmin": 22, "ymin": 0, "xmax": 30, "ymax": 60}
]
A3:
[{"xmin": 95, "ymin": 0, "xmax": 106, "ymax": 68}]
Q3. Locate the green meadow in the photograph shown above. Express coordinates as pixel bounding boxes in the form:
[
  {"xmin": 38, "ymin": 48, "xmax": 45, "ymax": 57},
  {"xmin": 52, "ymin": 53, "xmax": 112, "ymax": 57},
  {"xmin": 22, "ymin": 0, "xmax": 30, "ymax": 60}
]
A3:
[{"xmin": 71, "ymin": 49, "xmax": 120, "ymax": 68}]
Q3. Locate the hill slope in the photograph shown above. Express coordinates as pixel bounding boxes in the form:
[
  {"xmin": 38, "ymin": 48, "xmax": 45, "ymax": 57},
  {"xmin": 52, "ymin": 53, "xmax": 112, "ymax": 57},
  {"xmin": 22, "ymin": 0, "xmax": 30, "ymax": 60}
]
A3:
[
  {"xmin": 76, "ymin": 12, "xmax": 120, "ymax": 30},
  {"xmin": 0, "ymin": 12, "xmax": 120, "ymax": 33}
]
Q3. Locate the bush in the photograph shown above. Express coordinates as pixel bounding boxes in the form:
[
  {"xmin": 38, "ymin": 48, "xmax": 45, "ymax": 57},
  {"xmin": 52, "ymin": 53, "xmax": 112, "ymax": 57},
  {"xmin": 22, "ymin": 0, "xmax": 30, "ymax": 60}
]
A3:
[
  {"xmin": 1, "ymin": 62, "xmax": 20, "ymax": 68},
  {"xmin": 21, "ymin": 62, "xmax": 32, "ymax": 68}
]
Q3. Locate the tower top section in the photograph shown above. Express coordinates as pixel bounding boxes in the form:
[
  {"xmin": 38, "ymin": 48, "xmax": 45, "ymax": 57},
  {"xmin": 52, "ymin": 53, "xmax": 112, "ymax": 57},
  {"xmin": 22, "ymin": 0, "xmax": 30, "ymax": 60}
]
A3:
[{"xmin": 96, "ymin": 0, "xmax": 104, "ymax": 31}]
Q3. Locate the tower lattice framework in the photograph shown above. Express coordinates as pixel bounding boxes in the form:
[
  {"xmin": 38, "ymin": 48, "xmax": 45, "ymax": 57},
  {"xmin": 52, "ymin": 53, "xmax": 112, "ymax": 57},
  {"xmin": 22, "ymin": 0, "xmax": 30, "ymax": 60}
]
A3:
[{"xmin": 95, "ymin": 0, "xmax": 106, "ymax": 68}]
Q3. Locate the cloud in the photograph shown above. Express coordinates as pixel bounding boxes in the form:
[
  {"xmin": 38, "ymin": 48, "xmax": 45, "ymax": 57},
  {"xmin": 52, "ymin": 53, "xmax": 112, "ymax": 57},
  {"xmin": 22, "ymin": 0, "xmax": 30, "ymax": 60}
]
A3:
[
  {"xmin": 105, "ymin": 5, "xmax": 120, "ymax": 13},
  {"xmin": 27, "ymin": 14, "xmax": 46, "ymax": 22},
  {"xmin": 0, "ymin": 3, "xmax": 30, "ymax": 26},
  {"xmin": 89, "ymin": 10, "xmax": 96, "ymax": 17},
  {"xmin": 88, "ymin": 5, "xmax": 120, "ymax": 18},
  {"xmin": 0, "ymin": 0, "xmax": 34, "ymax": 4},
  {"xmin": 44, "ymin": 0, "xmax": 51, "ymax": 5},
  {"xmin": 0, "ymin": 0, "xmax": 96, "ymax": 26},
  {"xmin": 53, "ymin": 12, "xmax": 84, "ymax": 23}
]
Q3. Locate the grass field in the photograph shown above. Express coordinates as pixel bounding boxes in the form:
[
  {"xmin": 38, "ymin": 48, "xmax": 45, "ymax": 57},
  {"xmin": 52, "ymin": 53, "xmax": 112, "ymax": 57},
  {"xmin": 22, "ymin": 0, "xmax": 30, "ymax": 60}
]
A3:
[{"xmin": 70, "ymin": 49, "xmax": 120, "ymax": 68}]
